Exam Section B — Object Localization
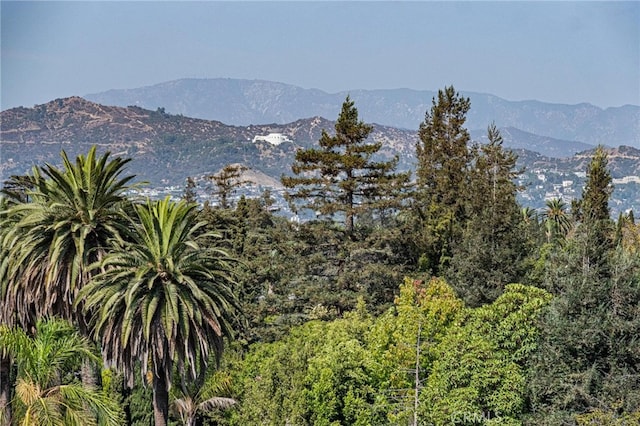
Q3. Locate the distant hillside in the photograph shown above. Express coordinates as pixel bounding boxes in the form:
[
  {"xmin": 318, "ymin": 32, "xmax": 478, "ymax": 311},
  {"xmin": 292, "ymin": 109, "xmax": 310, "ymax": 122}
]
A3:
[
  {"xmin": 2, "ymin": 98, "xmax": 638, "ymax": 184},
  {"xmin": 2, "ymin": 97, "xmax": 639, "ymax": 215},
  {"xmin": 85, "ymin": 78, "xmax": 640, "ymax": 147},
  {"xmin": 0, "ymin": 97, "xmax": 416, "ymax": 186},
  {"xmin": 471, "ymin": 127, "xmax": 594, "ymax": 158},
  {"xmin": 513, "ymin": 145, "xmax": 640, "ymax": 179}
]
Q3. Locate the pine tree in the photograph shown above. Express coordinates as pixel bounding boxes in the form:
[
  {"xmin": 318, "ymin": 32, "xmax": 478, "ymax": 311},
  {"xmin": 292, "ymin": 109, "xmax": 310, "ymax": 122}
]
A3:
[
  {"xmin": 581, "ymin": 145, "xmax": 612, "ymax": 223},
  {"xmin": 411, "ymin": 86, "xmax": 472, "ymax": 273},
  {"xmin": 578, "ymin": 145, "xmax": 614, "ymax": 278},
  {"xmin": 208, "ymin": 164, "xmax": 250, "ymax": 209},
  {"xmin": 415, "ymin": 86, "xmax": 471, "ymax": 216},
  {"xmin": 282, "ymin": 96, "xmax": 409, "ymax": 237},
  {"xmin": 447, "ymin": 124, "xmax": 528, "ymax": 306},
  {"xmin": 183, "ymin": 176, "xmax": 198, "ymax": 204}
]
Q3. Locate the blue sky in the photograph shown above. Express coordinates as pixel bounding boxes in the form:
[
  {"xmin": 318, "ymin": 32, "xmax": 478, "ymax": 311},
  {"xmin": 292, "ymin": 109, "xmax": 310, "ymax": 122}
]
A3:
[{"xmin": 1, "ymin": 1, "xmax": 639, "ymax": 110}]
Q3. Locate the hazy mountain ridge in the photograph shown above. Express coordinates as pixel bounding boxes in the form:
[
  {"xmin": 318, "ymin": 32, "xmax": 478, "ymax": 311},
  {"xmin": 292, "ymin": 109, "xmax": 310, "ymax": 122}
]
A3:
[
  {"xmin": 471, "ymin": 127, "xmax": 594, "ymax": 159},
  {"xmin": 0, "ymin": 97, "xmax": 417, "ymax": 185},
  {"xmin": 1, "ymin": 97, "xmax": 638, "ymax": 191},
  {"xmin": 85, "ymin": 78, "xmax": 640, "ymax": 147}
]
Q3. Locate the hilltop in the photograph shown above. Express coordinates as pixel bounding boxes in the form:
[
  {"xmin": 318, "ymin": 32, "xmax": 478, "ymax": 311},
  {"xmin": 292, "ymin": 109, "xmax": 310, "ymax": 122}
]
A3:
[
  {"xmin": 85, "ymin": 78, "xmax": 640, "ymax": 147},
  {"xmin": 0, "ymin": 97, "xmax": 416, "ymax": 185}
]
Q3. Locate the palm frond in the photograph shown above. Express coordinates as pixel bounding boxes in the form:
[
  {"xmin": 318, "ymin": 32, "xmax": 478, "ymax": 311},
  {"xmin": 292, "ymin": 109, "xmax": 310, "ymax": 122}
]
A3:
[{"xmin": 78, "ymin": 197, "xmax": 239, "ymax": 425}]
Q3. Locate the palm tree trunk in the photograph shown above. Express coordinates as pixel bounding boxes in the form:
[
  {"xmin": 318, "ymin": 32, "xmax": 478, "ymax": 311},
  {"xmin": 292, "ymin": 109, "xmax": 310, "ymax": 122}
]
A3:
[
  {"xmin": 152, "ymin": 369, "xmax": 169, "ymax": 426},
  {"xmin": 0, "ymin": 354, "xmax": 13, "ymax": 426},
  {"xmin": 121, "ymin": 384, "xmax": 133, "ymax": 425},
  {"xmin": 80, "ymin": 359, "xmax": 97, "ymax": 387}
]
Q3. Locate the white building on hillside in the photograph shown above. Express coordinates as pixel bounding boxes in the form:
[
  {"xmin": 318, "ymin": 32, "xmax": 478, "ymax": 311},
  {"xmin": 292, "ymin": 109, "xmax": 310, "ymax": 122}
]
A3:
[
  {"xmin": 252, "ymin": 133, "xmax": 292, "ymax": 145},
  {"xmin": 613, "ymin": 176, "xmax": 640, "ymax": 184}
]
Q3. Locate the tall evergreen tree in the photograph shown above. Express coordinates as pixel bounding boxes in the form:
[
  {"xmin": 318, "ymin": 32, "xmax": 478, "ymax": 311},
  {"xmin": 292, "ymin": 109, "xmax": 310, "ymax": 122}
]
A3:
[
  {"xmin": 411, "ymin": 86, "xmax": 472, "ymax": 273},
  {"xmin": 465, "ymin": 123, "xmax": 522, "ymax": 248},
  {"xmin": 581, "ymin": 145, "xmax": 612, "ymax": 223},
  {"xmin": 447, "ymin": 124, "xmax": 528, "ymax": 306},
  {"xmin": 415, "ymin": 86, "xmax": 471, "ymax": 212},
  {"xmin": 182, "ymin": 176, "xmax": 198, "ymax": 204},
  {"xmin": 578, "ymin": 146, "xmax": 614, "ymax": 279},
  {"xmin": 615, "ymin": 211, "xmax": 640, "ymax": 252},
  {"xmin": 208, "ymin": 164, "xmax": 250, "ymax": 209},
  {"xmin": 282, "ymin": 96, "xmax": 409, "ymax": 237}
]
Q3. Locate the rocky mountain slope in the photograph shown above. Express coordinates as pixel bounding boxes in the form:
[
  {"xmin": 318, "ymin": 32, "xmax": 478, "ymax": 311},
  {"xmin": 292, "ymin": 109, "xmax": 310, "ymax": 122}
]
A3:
[
  {"xmin": 0, "ymin": 97, "xmax": 416, "ymax": 185},
  {"xmin": 513, "ymin": 145, "xmax": 640, "ymax": 178},
  {"xmin": 1, "ymin": 97, "xmax": 639, "ymax": 214},
  {"xmin": 85, "ymin": 78, "xmax": 640, "ymax": 147}
]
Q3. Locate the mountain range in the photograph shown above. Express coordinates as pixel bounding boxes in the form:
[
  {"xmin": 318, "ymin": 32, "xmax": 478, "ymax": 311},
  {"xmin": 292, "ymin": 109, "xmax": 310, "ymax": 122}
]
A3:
[
  {"xmin": 1, "ymin": 85, "xmax": 639, "ymax": 215},
  {"xmin": 1, "ymin": 96, "xmax": 639, "ymax": 184},
  {"xmin": 0, "ymin": 97, "xmax": 417, "ymax": 185},
  {"xmin": 84, "ymin": 78, "xmax": 640, "ymax": 148}
]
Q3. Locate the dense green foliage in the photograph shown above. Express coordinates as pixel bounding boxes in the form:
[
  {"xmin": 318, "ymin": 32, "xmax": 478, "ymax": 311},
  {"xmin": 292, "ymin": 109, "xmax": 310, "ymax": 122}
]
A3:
[
  {"xmin": 2, "ymin": 87, "xmax": 639, "ymax": 425},
  {"xmin": 228, "ymin": 279, "xmax": 551, "ymax": 425},
  {"xmin": 0, "ymin": 319, "xmax": 122, "ymax": 425}
]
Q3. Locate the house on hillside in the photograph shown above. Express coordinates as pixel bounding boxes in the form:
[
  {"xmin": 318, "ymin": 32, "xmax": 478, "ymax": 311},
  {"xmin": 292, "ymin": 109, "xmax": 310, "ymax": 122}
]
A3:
[{"xmin": 252, "ymin": 133, "xmax": 292, "ymax": 145}]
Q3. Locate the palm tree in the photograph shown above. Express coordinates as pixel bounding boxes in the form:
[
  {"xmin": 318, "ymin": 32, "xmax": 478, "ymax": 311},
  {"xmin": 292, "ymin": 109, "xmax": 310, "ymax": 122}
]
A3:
[
  {"xmin": 79, "ymin": 197, "xmax": 240, "ymax": 426},
  {"xmin": 521, "ymin": 206, "xmax": 539, "ymax": 226},
  {"xmin": 0, "ymin": 174, "xmax": 37, "ymax": 204},
  {"xmin": 0, "ymin": 318, "xmax": 122, "ymax": 426},
  {"xmin": 0, "ymin": 147, "xmax": 136, "ymax": 331},
  {"xmin": 0, "ymin": 196, "xmax": 16, "ymax": 423},
  {"xmin": 543, "ymin": 198, "xmax": 572, "ymax": 243},
  {"xmin": 170, "ymin": 371, "xmax": 237, "ymax": 426},
  {"xmin": 0, "ymin": 148, "xmax": 135, "ymax": 425}
]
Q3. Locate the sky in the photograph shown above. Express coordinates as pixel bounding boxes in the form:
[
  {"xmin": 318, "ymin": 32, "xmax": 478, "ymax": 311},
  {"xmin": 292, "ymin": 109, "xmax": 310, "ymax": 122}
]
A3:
[{"xmin": 1, "ymin": 1, "xmax": 639, "ymax": 111}]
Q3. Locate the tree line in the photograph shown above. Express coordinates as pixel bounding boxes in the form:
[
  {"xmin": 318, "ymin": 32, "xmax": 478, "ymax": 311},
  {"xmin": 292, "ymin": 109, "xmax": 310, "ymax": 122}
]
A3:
[{"xmin": 1, "ymin": 86, "xmax": 639, "ymax": 425}]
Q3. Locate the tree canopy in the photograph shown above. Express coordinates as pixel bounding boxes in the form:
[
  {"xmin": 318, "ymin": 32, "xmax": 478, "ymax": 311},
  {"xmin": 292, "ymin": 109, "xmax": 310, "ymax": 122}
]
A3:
[{"xmin": 2, "ymin": 86, "xmax": 638, "ymax": 425}]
